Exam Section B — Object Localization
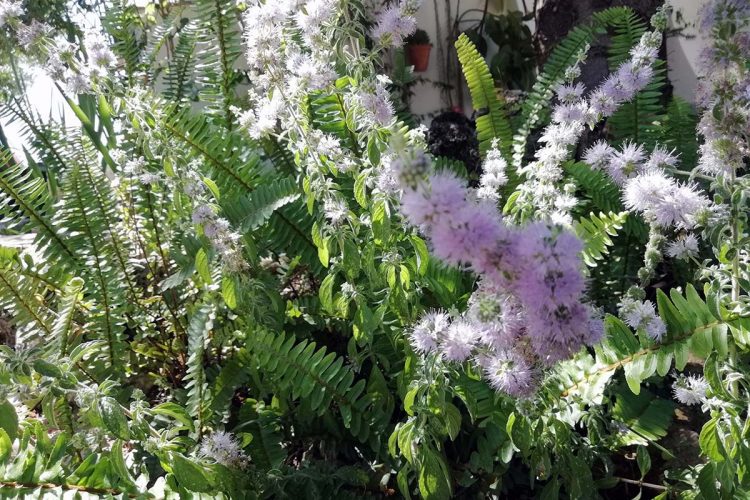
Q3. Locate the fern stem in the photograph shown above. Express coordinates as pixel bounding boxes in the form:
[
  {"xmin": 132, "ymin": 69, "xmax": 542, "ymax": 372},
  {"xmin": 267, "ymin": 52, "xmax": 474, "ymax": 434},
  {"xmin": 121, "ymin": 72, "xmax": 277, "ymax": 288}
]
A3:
[
  {"xmin": 72, "ymin": 170, "xmax": 118, "ymax": 369},
  {"xmin": 81, "ymin": 164, "xmax": 141, "ymax": 304},
  {"xmin": 211, "ymin": 0, "xmax": 235, "ymax": 129},
  {"xmin": 560, "ymin": 318, "xmax": 732, "ymax": 397},
  {"xmin": 0, "ymin": 269, "xmax": 51, "ymax": 335},
  {"xmin": 143, "ymin": 188, "xmax": 188, "ymax": 338},
  {"xmin": 613, "ymin": 477, "xmax": 668, "ymax": 491}
]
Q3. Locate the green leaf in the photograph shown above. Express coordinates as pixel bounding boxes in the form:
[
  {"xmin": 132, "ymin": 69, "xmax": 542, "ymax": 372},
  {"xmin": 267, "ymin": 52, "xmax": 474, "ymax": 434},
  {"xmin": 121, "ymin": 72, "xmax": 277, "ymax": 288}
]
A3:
[
  {"xmin": 318, "ymin": 236, "xmax": 330, "ymax": 268},
  {"xmin": 98, "ymin": 396, "xmax": 130, "ymax": 440},
  {"xmin": 697, "ymin": 463, "xmax": 720, "ymax": 500},
  {"xmin": 418, "ymin": 449, "xmax": 452, "ymax": 500},
  {"xmin": 0, "ymin": 400, "xmax": 18, "ymax": 442},
  {"xmin": 354, "ymin": 171, "xmax": 368, "ymax": 207},
  {"xmin": 444, "ymin": 403, "xmax": 461, "ymax": 441},
  {"xmin": 33, "ymin": 359, "xmax": 65, "ymax": 379},
  {"xmin": 372, "ymin": 200, "xmax": 390, "ymax": 246},
  {"xmin": 410, "ymin": 235, "xmax": 429, "ymax": 276},
  {"xmin": 221, "ymin": 275, "xmax": 237, "ymax": 309},
  {"xmin": 195, "ymin": 248, "xmax": 212, "ymax": 284},
  {"xmin": 152, "ymin": 402, "xmax": 195, "ymax": 432},
  {"xmin": 171, "ymin": 453, "xmax": 212, "ymax": 492},
  {"xmin": 699, "ymin": 418, "xmax": 725, "ymax": 462},
  {"xmin": 111, "ymin": 440, "xmax": 138, "ymax": 490},
  {"xmin": 397, "ymin": 466, "xmax": 413, "ymax": 500},
  {"xmin": 202, "ymin": 176, "xmax": 221, "ymax": 201},
  {"xmin": 636, "ymin": 445, "xmax": 651, "ymax": 478},
  {"xmin": 0, "ymin": 428, "xmax": 12, "ymax": 463},
  {"xmin": 367, "ymin": 136, "xmax": 381, "ymax": 166},
  {"xmin": 319, "ymin": 274, "xmax": 335, "ymax": 313}
]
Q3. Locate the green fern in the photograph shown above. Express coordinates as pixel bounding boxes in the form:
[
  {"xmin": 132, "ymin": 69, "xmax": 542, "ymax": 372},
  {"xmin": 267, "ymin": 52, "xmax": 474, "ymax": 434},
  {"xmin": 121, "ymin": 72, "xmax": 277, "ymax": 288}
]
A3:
[
  {"xmin": 54, "ymin": 159, "xmax": 129, "ymax": 370},
  {"xmin": 511, "ymin": 7, "xmax": 635, "ymax": 169},
  {"xmin": 0, "ymin": 259, "xmax": 54, "ymax": 343},
  {"xmin": 611, "ymin": 386, "xmax": 674, "ymax": 446},
  {"xmin": 0, "ymin": 150, "xmax": 77, "ymax": 266},
  {"xmin": 160, "ymin": 107, "xmax": 261, "ymax": 195},
  {"xmin": 564, "ymin": 162, "xmax": 622, "ymax": 214},
  {"xmin": 660, "ymin": 96, "xmax": 699, "ymax": 167},
  {"xmin": 230, "ymin": 177, "xmax": 301, "ymax": 232},
  {"xmin": 606, "ymin": 10, "xmax": 666, "ymax": 149},
  {"xmin": 102, "ymin": 0, "xmax": 146, "ymax": 82},
  {"xmin": 555, "ymin": 284, "xmax": 734, "ymax": 399},
  {"xmin": 184, "ymin": 304, "xmax": 215, "ymax": 433},
  {"xmin": 240, "ymin": 329, "xmax": 387, "ymax": 443},
  {"xmin": 574, "ymin": 211, "xmax": 627, "ymax": 267},
  {"xmin": 307, "ymin": 86, "xmax": 359, "ymax": 152},
  {"xmin": 163, "ymin": 21, "xmax": 199, "ymax": 104},
  {"xmin": 194, "ymin": 0, "xmax": 242, "ymax": 128},
  {"xmin": 455, "ymin": 33, "xmax": 512, "ymax": 160}
]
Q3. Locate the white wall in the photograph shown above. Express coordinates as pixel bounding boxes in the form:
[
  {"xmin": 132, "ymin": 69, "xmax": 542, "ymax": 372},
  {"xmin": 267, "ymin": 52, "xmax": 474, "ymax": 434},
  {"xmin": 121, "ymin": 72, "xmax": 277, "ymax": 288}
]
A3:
[
  {"xmin": 407, "ymin": 0, "xmax": 516, "ymax": 117},
  {"xmin": 666, "ymin": 0, "xmax": 705, "ymax": 103}
]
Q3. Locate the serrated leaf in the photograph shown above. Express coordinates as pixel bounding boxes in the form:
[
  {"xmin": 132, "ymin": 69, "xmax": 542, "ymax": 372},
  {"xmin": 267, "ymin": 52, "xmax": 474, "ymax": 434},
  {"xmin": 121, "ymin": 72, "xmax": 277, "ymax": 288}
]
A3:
[{"xmin": 699, "ymin": 419, "xmax": 725, "ymax": 462}]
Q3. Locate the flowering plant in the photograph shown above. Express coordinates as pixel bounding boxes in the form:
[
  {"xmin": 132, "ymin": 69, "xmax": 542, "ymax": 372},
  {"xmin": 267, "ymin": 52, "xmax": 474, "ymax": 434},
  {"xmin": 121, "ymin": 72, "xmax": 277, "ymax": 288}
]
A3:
[{"xmin": 0, "ymin": 0, "xmax": 748, "ymax": 498}]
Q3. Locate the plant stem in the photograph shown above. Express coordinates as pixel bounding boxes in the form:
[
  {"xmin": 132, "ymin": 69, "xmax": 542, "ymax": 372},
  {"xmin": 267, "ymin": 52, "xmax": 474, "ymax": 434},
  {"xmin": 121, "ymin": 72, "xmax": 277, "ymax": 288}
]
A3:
[{"xmin": 614, "ymin": 476, "xmax": 668, "ymax": 491}]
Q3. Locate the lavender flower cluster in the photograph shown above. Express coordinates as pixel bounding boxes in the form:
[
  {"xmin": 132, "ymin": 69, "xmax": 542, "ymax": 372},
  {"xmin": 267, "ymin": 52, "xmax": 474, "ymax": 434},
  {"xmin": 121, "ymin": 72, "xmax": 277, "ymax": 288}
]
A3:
[
  {"xmin": 0, "ymin": 2, "xmax": 115, "ymax": 95},
  {"xmin": 371, "ymin": 0, "xmax": 420, "ymax": 48},
  {"xmin": 399, "ymin": 153, "xmax": 602, "ymax": 397},
  {"xmin": 584, "ymin": 142, "xmax": 710, "ymax": 231},
  {"xmin": 515, "ymin": 8, "xmax": 666, "ymax": 224},
  {"xmin": 695, "ymin": 0, "xmax": 750, "ymax": 178}
]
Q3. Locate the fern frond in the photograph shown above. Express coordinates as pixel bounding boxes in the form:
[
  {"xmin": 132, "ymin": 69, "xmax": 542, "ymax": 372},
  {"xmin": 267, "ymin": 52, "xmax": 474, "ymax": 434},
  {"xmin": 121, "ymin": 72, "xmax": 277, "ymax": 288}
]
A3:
[
  {"xmin": 574, "ymin": 211, "xmax": 627, "ymax": 267},
  {"xmin": 554, "ymin": 284, "xmax": 733, "ymax": 399},
  {"xmin": 102, "ymin": 0, "xmax": 146, "ymax": 82},
  {"xmin": 0, "ymin": 150, "xmax": 77, "ymax": 266},
  {"xmin": 163, "ymin": 21, "xmax": 199, "ymax": 104},
  {"xmin": 52, "ymin": 277, "xmax": 84, "ymax": 356},
  {"xmin": 194, "ymin": 0, "xmax": 242, "ymax": 127},
  {"xmin": 660, "ymin": 96, "xmax": 699, "ymax": 167},
  {"xmin": 227, "ymin": 177, "xmax": 301, "ymax": 232},
  {"xmin": 160, "ymin": 107, "xmax": 261, "ymax": 195},
  {"xmin": 0, "ymin": 98, "xmax": 76, "ymax": 176},
  {"xmin": 241, "ymin": 330, "xmax": 386, "ymax": 442},
  {"xmin": 606, "ymin": 10, "xmax": 666, "ymax": 149},
  {"xmin": 511, "ymin": 7, "xmax": 635, "ymax": 169},
  {"xmin": 307, "ymin": 88, "xmax": 359, "ymax": 152},
  {"xmin": 185, "ymin": 304, "xmax": 215, "ymax": 432},
  {"xmin": 455, "ymin": 34, "xmax": 512, "ymax": 160},
  {"xmin": 54, "ymin": 160, "xmax": 129, "ymax": 369},
  {"xmin": 0, "ymin": 260, "xmax": 54, "ymax": 343},
  {"xmin": 611, "ymin": 387, "xmax": 674, "ymax": 445}
]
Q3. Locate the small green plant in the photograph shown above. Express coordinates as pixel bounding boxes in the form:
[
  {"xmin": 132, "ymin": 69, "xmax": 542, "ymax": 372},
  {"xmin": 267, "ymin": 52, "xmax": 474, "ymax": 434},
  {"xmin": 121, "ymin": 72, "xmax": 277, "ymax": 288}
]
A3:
[{"xmin": 406, "ymin": 27, "xmax": 431, "ymax": 45}]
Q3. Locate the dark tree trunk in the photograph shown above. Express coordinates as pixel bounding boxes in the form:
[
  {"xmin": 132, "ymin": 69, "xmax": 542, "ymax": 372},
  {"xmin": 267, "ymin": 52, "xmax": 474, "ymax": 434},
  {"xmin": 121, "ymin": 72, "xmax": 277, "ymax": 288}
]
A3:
[{"xmin": 536, "ymin": 0, "xmax": 664, "ymax": 91}]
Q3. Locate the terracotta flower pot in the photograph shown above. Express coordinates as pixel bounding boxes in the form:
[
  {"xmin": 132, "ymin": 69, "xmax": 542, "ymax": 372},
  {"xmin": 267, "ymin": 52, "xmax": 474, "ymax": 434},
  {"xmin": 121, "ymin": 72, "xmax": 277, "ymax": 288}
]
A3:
[{"xmin": 406, "ymin": 44, "xmax": 432, "ymax": 72}]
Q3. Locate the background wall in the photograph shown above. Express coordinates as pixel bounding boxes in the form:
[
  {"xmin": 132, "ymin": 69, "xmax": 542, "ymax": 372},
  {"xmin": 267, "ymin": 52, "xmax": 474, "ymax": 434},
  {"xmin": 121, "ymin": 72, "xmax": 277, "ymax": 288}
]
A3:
[{"xmin": 408, "ymin": 0, "xmax": 706, "ymax": 118}]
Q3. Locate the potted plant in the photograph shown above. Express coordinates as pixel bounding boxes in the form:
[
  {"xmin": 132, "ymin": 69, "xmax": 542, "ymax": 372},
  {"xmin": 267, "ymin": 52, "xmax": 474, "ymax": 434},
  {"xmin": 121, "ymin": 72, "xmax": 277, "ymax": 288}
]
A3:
[{"xmin": 405, "ymin": 28, "xmax": 432, "ymax": 72}]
